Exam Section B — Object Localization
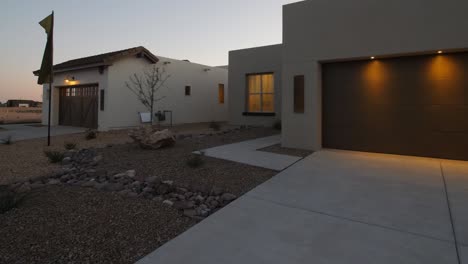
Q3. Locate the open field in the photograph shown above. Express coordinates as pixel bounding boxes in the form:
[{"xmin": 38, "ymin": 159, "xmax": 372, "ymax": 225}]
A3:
[{"xmin": 0, "ymin": 107, "xmax": 41, "ymax": 124}]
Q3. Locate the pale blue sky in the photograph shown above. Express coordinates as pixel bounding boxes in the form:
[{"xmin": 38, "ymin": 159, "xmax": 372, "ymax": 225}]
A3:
[{"xmin": 0, "ymin": 0, "xmax": 298, "ymax": 102}]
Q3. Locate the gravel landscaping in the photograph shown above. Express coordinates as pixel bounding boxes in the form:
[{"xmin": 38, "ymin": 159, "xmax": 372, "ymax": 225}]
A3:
[
  {"xmin": 1, "ymin": 126, "xmax": 279, "ymax": 263},
  {"xmin": 258, "ymin": 144, "xmax": 314, "ymax": 158},
  {"xmin": 0, "ymin": 186, "xmax": 196, "ymax": 264}
]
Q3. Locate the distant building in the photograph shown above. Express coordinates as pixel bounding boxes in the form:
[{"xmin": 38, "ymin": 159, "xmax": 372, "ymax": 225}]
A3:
[{"xmin": 6, "ymin": 100, "xmax": 42, "ymax": 108}]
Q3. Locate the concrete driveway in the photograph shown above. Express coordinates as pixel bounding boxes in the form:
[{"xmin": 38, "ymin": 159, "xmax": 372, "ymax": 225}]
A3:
[
  {"xmin": 138, "ymin": 150, "xmax": 468, "ymax": 264},
  {"xmin": 0, "ymin": 123, "xmax": 85, "ymax": 141}
]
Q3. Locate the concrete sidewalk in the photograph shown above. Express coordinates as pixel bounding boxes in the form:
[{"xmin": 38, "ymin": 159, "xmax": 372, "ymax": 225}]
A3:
[
  {"xmin": 197, "ymin": 135, "xmax": 303, "ymax": 171},
  {"xmin": 0, "ymin": 123, "xmax": 85, "ymax": 141},
  {"xmin": 137, "ymin": 150, "xmax": 468, "ymax": 264}
]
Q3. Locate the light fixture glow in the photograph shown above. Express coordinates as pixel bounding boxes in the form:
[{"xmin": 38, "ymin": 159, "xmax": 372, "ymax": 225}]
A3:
[
  {"xmin": 370, "ymin": 56, "xmax": 375, "ymax": 60},
  {"xmin": 437, "ymin": 51, "xmax": 443, "ymax": 54}
]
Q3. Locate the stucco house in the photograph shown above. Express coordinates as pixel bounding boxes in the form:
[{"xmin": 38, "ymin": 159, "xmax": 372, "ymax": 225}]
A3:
[
  {"xmin": 229, "ymin": 0, "xmax": 468, "ymax": 161},
  {"xmin": 34, "ymin": 46, "xmax": 228, "ymax": 130}
]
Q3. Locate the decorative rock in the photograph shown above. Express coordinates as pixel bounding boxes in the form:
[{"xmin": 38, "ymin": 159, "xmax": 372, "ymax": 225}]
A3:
[
  {"xmin": 16, "ymin": 183, "xmax": 31, "ymax": 193},
  {"xmin": 145, "ymin": 176, "xmax": 159, "ymax": 184},
  {"xmin": 93, "ymin": 155, "xmax": 103, "ymax": 163},
  {"xmin": 163, "ymin": 200, "xmax": 174, "ymax": 207},
  {"xmin": 153, "ymin": 196, "xmax": 164, "ymax": 202},
  {"xmin": 113, "ymin": 173, "xmax": 126, "ymax": 179},
  {"xmin": 131, "ymin": 181, "xmax": 142, "ymax": 188},
  {"xmin": 118, "ymin": 189, "xmax": 130, "ymax": 196},
  {"xmin": 62, "ymin": 157, "xmax": 72, "ymax": 165},
  {"xmin": 48, "ymin": 179, "xmax": 60, "ymax": 185},
  {"xmin": 162, "ymin": 180, "xmax": 173, "ymax": 186},
  {"xmin": 173, "ymin": 201, "xmax": 195, "ymax": 210},
  {"xmin": 142, "ymin": 187, "xmax": 155, "ymax": 194},
  {"xmin": 126, "ymin": 170, "xmax": 136, "ymax": 178},
  {"xmin": 104, "ymin": 183, "xmax": 124, "ymax": 192},
  {"xmin": 183, "ymin": 209, "xmax": 197, "ymax": 218},
  {"xmin": 127, "ymin": 192, "xmax": 138, "ymax": 198},
  {"xmin": 175, "ymin": 187, "xmax": 188, "ymax": 194},
  {"xmin": 156, "ymin": 183, "xmax": 172, "ymax": 195},
  {"xmin": 129, "ymin": 128, "xmax": 176, "ymax": 150},
  {"xmin": 82, "ymin": 180, "xmax": 97, "ymax": 188},
  {"xmin": 30, "ymin": 183, "xmax": 45, "ymax": 190},
  {"xmin": 210, "ymin": 187, "xmax": 223, "ymax": 196},
  {"xmin": 95, "ymin": 182, "xmax": 108, "ymax": 190},
  {"xmin": 194, "ymin": 195, "xmax": 205, "ymax": 203},
  {"xmin": 221, "ymin": 193, "xmax": 236, "ymax": 202},
  {"xmin": 209, "ymin": 200, "xmax": 219, "ymax": 208}
]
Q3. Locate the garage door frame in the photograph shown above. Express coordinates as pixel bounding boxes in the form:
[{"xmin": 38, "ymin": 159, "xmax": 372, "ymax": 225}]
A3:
[{"xmin": 58, "ymin": 83, "xmax": 99, "ymax": 129}]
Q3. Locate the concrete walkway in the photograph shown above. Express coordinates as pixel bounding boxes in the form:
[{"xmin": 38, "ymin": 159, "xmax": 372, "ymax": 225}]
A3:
[
  {"xmin": 197, "ymin": 135, "xmax": 302, "ymax": 171},
  {"xmin": 138, "ymin": 150, "xmax": 468, "ymax": 264},
  {"xmin": 0, "ymin": 123, "xmax": 85, "ymax": 141}
]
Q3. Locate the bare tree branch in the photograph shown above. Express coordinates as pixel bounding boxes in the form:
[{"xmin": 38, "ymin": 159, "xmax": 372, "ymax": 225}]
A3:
[{"xmin": 125, "ymin": 65, "xmax": 171, "ymax": 124}]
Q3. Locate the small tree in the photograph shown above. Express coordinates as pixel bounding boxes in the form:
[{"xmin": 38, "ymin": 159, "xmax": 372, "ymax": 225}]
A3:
[{"xmin": 126, "ymin": 65, "xmax": 171, "ymax": 124}]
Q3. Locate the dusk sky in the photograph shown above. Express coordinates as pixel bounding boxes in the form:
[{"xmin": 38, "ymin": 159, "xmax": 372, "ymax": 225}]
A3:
[{"xmin": 0, "ymin": 0, "xmax": 298, "ymax": 103}]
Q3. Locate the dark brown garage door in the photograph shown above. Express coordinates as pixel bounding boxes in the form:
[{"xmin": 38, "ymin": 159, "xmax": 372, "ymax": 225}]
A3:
[
  {"xmin": 322, "ymin": 52, "xmax": 468, "ymax": 160},
  {"xmin": 59, "ymin": 84, "xmax": 98, "ymax": 129}
]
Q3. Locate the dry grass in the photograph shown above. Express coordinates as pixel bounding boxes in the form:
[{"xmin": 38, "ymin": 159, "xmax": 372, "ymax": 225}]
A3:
[
  {"xmin": 0, "ymin": 130, "xmax": 133, "ymax": 185},
  {"xmin": 0, "ymin": 107, "xmax": 41, "ymax": 124}
]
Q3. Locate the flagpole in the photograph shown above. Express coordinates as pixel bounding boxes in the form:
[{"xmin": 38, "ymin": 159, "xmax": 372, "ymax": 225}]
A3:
[
  {"xmin": 47, "ymin": 82, "xmax": 51, "ymax": 146},
  {"xmin": 47, "ymin": 11, "xmax": 54, "ymax": 147}
]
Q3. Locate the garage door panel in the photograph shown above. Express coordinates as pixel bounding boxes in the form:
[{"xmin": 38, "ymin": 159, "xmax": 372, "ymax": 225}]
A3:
[
  {"xmin": 323, "ymin": 52, "xmax": 468, "ymax": 160},
  {"xmin": 427, "ymin": 105, "xmax": 468, "ymax": 133}
]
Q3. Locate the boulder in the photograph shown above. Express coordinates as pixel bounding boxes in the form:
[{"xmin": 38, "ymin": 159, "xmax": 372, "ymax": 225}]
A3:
[{"xmin": 129, "ymin": 127, "xmax": 176, "ymax": 150}]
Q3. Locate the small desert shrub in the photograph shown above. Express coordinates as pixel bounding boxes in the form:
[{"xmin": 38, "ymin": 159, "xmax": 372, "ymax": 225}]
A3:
[
  {"xmin": 0, "ymin": 135, "xmax": 13, "ymax": 145},
  {"xmin": 209, "ymin": 121, "xmax": 221, "ymax": 131},
  {"xmin": 85, "ymin": 129, "xmax": 97, "ymax": 140},
  {"xmin": 273, "ymin": 120, "xmax": 282, "ymax": 131},
  {"xmin": 0, "ymin": 187, "xmax": 25, "ymax": 214},
  {"xmin": 64, "ymin": 142, "xmax": 77, "ymax": 150},
  {"xmin": 44, "ymin": 150, "xmax": 65, "ymax": 163},
  {"xmin": 186, "ymin": 152, "xmax": 205, "ymax": 168}
]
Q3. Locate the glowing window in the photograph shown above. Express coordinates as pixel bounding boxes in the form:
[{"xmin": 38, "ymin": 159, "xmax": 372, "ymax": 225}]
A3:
[
  {"xmin": 218, "ymin": 84, "xmax": 225, "ymax": 104},
  {"xmin": 247, "ymin": 73, "xmax": 274, "ymax": 112}
]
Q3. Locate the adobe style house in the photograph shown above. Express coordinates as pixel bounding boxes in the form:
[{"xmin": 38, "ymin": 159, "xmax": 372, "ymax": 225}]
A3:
[
  {"xmin": 34, "ymin": 47, "xmax": 227, "ymax": 130},
  {"xmin": 229, "ymin": 0, "xmax": 468, "ymax": 161}
]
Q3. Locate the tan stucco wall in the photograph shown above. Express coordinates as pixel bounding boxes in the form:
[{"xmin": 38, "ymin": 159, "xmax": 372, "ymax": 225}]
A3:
[
  {"xmin": 281, "ymin": 0, "xmax": 468, "ymax": 150},
  {"xmin": 228, "ymin": 44, "xmax": 282, "ymax": 127},
  {"xmin": 106, "ymin": 56, "xmax": 228, "ymax": 130}
]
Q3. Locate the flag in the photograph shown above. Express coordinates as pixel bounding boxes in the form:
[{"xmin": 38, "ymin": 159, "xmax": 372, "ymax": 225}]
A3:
[{"xmin": 37, "ymin": 12, "xmax": 54, "ymax": 85}]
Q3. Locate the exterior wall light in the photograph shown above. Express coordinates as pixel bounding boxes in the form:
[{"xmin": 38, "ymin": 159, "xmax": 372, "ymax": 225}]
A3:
[
  {"xmin": 370, "ymin": 56, "xmax": 375, "ymax": 60},
  {"xmin": 65, "ymin": 76, "xmax": 75, "ymax": 83},
  {"xmin": 438, "ymin": 51, "xmax": 443, "ymax": 54}
]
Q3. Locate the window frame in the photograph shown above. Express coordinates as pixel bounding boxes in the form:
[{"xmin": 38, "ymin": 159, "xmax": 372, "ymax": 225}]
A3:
[
  {"xmin": 218, "ymin": 84, "xmax": 225, "ymax": 104},
  {"xmin": 294, "ymin": 75, "xmax": 305, "ymax": 113},
  {"xmin": 245, "ymin": 72, "xmax": 275, "ymax": 113},
  {"xmin": 185, "ymin": 86, "xmax": 191, "ymax": 96}
]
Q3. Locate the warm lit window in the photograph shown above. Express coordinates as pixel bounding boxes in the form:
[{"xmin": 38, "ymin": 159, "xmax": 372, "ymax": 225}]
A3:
[
  {"xmin": 247, "ymin": 73, "xmax": 274, "ymax": 112},
  {"xmin": 218, "ymin": 84, "xmax": 225, "ymax": 104}
]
